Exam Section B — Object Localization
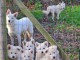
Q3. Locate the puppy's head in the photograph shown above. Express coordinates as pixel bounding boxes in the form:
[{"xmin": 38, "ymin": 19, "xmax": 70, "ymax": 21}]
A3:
[
  {"xmin": 45, "ymin": 45, "xmax": 59, "ymax": 60},
  {"xmin": 35, "ymin": 41, "xmax": 49, "ymax": 55},
  {"xmin": 7, "ymin": 44, "xmax": 21, "ymax": 59},
  {"xmin": 21, "ymin": 49, "xmax": 33, "ymax": 60},
  {"xmin": 6, "ymin": 9, "xmax": 18, "ymax": 24},
  {"xmin": 22, "ymin": 40, "xmax": 35, "ymax": 50}
]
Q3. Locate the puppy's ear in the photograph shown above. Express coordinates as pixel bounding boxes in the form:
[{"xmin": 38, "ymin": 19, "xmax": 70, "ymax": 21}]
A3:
[
  {"xmin": 22, "ymin": 41, "xmax": 26, "ymax": 46},
  {"xmin": 31, "ymin": 39, "xmax": 35, "ymax": 44},
  {"xmin": 13, "ymin": 12, "xmax": 18, "ymax": 17},
  {"xmin": 7, "ymin": 44, "xmax": 11, "ymax": 50},
  {"xmin": 17, "ymin": 47, "xmax": 21, "ymax": 51},
  {"xmin": 45, "ymin": 48, "xmax": 48, "ymax": 53},
  {"xmin": 31, "ymin": 51, "xmax": 33, "ymax": 54},
  {"xmin": 35, "ymin": 42, "xmax": 39, "ymax": 47},
  {"xmin": 44, "ymin": 41, "xmax": 48, "ymax": 46},
  {"xmin": 6, "ymin": 9, "xmax": 11, "ymax": 15}
]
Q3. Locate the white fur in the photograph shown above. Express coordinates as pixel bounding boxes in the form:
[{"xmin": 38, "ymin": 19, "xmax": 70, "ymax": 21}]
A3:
[
  {"xmin": 6, "ymin": 9, "xmax": 33, "ymax": 46},
  {"xmin": 40, "ymin": 45, "xmax": 60, "ymax": 60},
  {"xmin": 7, "ymin": 44, "xmax": 22, "ymax": 60},
  {"xmin": 35, "ymin": 41, "xmax": 49, "ymax": 60},
  {"xmin": 21, "ymin": 49, "xmax": 34, "ymax": 60},
  {"xmin": 22, "ymin": 38, "xmax": 35, "ymax": 60},
  {"xmin": 42, "ymin": 2, "xmax": 65, "ymax": 21}
]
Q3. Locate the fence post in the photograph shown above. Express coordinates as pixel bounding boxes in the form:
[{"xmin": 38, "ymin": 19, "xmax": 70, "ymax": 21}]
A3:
[{"xmin": 0, "ymin": 0, "xmax": 8, "ymax": 60}]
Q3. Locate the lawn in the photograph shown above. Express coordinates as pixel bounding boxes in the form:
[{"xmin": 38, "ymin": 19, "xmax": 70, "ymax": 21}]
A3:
[{"xmin": 60, "ymin": 5, "xmax": 80, "ymax": 28}]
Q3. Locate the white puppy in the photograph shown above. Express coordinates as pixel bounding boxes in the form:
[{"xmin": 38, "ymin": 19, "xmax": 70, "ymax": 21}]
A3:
[
  {"xmin": 21, "ymin": 49, "xmax": 34, "ymax": 60},
  {"xmin": 22, "ymin": 38, "xmax": 35, "ymax": 50},
  {"xmin": 40, "ymin": 45, "xmax": 60, "ymax": 60},
  {"xmin": 42, "ymin": 2, "xmax": 65, "ymax": 21},
  {"xmin": 7, "ymin": 44, "xmax": 22, "ymax": 60},
  {"xmin": 35, "ymin": 41, "xmax": 49, "ymax": 60},
  {"xmin": 6, "ymin": 9, "xmax": 33, "ymax": 46},
  {"xmin": 22, "ymin": 38, "xmax": 35, "ymax": 60}
]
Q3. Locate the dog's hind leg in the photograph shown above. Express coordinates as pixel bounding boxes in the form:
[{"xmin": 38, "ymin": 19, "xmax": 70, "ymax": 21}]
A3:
[{"xmin": 52, "ymin": 12, "xmax": 54, "ymax": 21}]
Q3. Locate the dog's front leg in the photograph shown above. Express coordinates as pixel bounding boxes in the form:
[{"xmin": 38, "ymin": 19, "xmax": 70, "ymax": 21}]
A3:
[
  {"xmin": 52, "ymin": 12, "xmax": 54, "ymax": 21},
  {"xmin": 9, "ymin": 33, "xmax": 14, "ymax": 45},
  {"xmin": 17, "ymin": 34, "xmax": 21, "ymax": 46},
  {"xmin": 57, "ymin": 12, "xmax": 60, "ymax": 20}
]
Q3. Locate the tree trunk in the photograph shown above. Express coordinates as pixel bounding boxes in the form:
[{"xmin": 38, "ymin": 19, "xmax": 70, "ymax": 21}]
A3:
[{"xmin": 0, "ymin": 0, "xmax": 8, "ymax": 60}]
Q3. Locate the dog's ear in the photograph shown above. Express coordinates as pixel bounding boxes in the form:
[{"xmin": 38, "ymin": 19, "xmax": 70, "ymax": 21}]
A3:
[
  {"xmin": 7, "ymin": 44, "xmax": 11, "ymax": 50},
  {"xmin": 17, "ymin": 47, "xmax": 21, "ymax": 51},
  {"xmin": 13, "ymin": 12, "xmax": 18, "ymax": 17},
  {"xmin": 22, "ymin": 41, "xmax": 26, "ymax": 46},
  {"xmin": 44, "ymin": 41, "xmax": 48, "ymax": 46},
  {"xmin": 31, "ymin": 38, "xmax": 35, "ymax": 44},
  {"xmin": 45, "ymin": 48, "xmax": 48, "ymax": 53},
  {"xmin": 35, "ymin": 42, "xmax": 39, "ymax": 47},
  {"xmin": 6, "ymin": 9, "xmax": 11, "ymax": 15},
  {"xmin": 31, "ymin": 51, "xmax": 33, "ymax": 54}
]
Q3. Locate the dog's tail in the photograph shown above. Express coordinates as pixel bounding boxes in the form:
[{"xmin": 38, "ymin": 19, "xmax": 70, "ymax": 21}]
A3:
[{"xmin": 42, "ymin": 10, "xmax": 50, "ymax": 15}]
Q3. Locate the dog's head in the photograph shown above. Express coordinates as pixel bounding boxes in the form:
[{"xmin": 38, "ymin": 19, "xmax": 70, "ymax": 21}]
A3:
[
  {"xmin": 35, "ymin": 41, "xmax": 49, "ymax": 55},
  {"xmin": 45, "ymin": 45, "xmax": 59, "ymax": 60},
  {"xmin": 6, "ymin": 9, "xmax": 18, "ymax": 24},
  {"xmin": 7, "ymin": 44, "xmax": 21, "ymax": 59},
  {"xmin": 21, "ymin": 49, "xmax": 33, "ymax": 60},
  {"xmin": 59, "ymin": 1, "xmax": 65, "ymax": 9},
  {"xmin": 22, "ymin": 39, "xmax": 35, "ymax": 50}
]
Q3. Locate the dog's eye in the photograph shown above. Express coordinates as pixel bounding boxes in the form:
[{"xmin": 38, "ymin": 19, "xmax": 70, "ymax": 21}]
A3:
[
  {"xmin": 24, "ymin": 55, "xmax": 26, "ymax": 57},
  {"xmin": 11, "ymin": 52, "xmax": 12, "ymax": 54},
  {"xmin": 50, "ymin": 53, "xmax": 51, "ymax": 55},
  {"xmin": 27, "ymin": 46, "xmax": 28, "ymax": 47},
  {"xmin": 43, "ymin": 48, "xmax": 45, "ymax": 49},
  {"xmin": 39, "ymin": 48, "xmax": 41, "ymax": 50},
  {"xmin": 15, "ymin": 53, "xmax": 17, "ymax": 54},
  {"xmin": 11, "ymin": 17, "xmax": 14, "ymax": 19},
  {"xmin": 28, "ymin": 56, "xmax": 30, "ymax": 57},
  {"xmin": 53, "ymin": 52, "xmax": 55, "ymax": 54}
]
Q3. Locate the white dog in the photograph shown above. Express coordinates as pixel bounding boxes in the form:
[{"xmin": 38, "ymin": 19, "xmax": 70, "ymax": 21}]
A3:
[
  {"xmin": 21, "ymin": 49, "xmax": 34, "ymax": 60},
  {"xmin": 22, "ymin": 38, "xmax": 35, "ymax": 60},
  {"xmin": 40, "ymin": 45, "xmax": 60, "ymax": 60},
  {"xmin": 35, "ymin": 41, "xmax": 49, "ymax": 60},
  {"xmin": 6, "ymin": 9, "xmax": 33, "ymax": 46},
  {"xmin": 22, "ymin": 38, "xmax": 35, "ymax": 50},
  {"xmin": 7, "ymin": 44, "xmax": 22, "ymax": 60},
  {"xmin": 42, "ymin": 2, "xmax": 65, "ymax": 21}
]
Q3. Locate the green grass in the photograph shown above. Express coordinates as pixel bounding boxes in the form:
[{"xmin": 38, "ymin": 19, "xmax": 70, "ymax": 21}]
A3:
[
  {"xmin": 31, "ymin": 10, "xmax": 44, "ymax": 21},
  {"xmin": 60, "ymin": 5, "xmax": 80, "ymax": 28}
]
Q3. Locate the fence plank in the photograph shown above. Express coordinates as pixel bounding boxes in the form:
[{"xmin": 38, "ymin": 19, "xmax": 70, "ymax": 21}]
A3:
[
  {"xmin": 14, "ymin": 0, "xmax": 70, "ymax": 60},
  {"xmin": 0, "ymin": 0, "xmax": 8, "ymax": 60}
]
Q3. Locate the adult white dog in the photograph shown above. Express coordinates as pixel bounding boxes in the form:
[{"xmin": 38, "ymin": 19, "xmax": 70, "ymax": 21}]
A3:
[
  {"xmin": 6, "ymin": 9, "xmax": 33, "ymax": 46},
  {"xmin": 42, "ymin": 1, "xmax": 65, "ymax": 21}
]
